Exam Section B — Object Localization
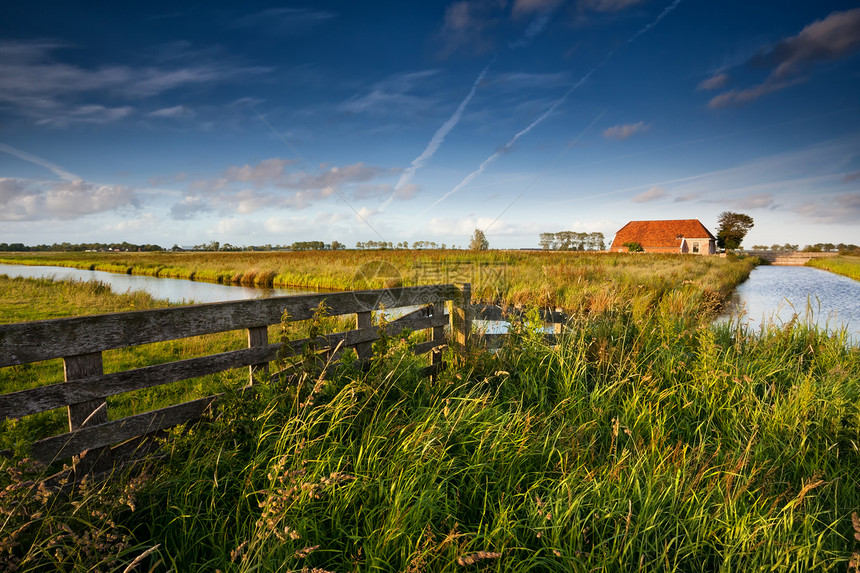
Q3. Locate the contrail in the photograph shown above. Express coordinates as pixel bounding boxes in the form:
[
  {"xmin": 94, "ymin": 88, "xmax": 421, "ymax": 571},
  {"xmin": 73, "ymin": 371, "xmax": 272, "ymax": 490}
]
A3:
[
  {"xmin": 420, "ymin": 54, "xmax": 611, "ymax": 215},
  {"xmin": 483, "ymin": 108, "xmax": 607, "ymax": 234},
  {"xmin": 380, "ymin": 61, "xmax": 492, "ymax": 211},
  {"xmin": 0, "ymin": 142, "xmax": 80, "ymax": 181},
  {"xmin": 420, "ymin": 0, "xmax": 685, "ymax": 213},
  {"xmin": 628, "ymin": 0, "xmax": 685, "ymax": 44}
]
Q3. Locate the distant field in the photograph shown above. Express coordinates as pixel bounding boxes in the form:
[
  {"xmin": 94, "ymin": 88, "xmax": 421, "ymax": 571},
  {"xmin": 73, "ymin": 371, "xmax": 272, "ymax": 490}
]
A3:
[
  {"xmin": 807, "ymin": 255, "xmax": 860, "ymax": 282},
  {"xmin": 0, "ymin": 250, "xmax": 757, "ymax": 314}
]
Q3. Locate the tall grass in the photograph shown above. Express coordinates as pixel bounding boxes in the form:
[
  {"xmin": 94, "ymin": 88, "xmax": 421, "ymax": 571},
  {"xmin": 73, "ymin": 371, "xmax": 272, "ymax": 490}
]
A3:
[
  {"xmin": 807, "ymin": 255, "xmax": 860, "ymax": 282},
  {"xmin": 2, "ymin": 273, "xmax": 858, "ymax": 571},
  {"xmin": 0, "ymin": 250, "xmax": 757, "ymax": 314}
]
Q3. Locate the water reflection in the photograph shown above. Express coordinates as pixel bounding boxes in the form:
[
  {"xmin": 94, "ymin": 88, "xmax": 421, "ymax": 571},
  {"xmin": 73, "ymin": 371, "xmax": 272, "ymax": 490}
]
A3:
[
  {"xmin": 0, "ymin": 263, "xmax": 314, "ymax": 304},
  {"xmin": 722, "ymin": 265, "xmax": 860, "ymax": 342}
]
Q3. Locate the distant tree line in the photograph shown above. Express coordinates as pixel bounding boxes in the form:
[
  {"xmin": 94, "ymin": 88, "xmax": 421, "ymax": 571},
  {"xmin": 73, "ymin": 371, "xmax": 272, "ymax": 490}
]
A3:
[
  {"xmin": 0, "ymin": 242, "xmax": 164, "ymax": 252},
  {"xmin": 539, "ymin": 231, "xmax": 605, "ymax": 251},
  {"xmin": 748, "ymin": 243, "xmax": 860, "ymax": 254}
]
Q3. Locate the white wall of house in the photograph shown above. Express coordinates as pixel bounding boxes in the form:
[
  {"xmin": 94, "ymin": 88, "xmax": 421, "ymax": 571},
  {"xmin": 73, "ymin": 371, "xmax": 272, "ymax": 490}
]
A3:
[{"xmin": 680, "ymin": 238, "xmax": 716, "ymax": 255}]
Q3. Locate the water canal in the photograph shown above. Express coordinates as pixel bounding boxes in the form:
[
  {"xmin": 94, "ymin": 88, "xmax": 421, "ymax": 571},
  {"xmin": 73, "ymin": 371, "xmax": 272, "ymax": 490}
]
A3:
[
  {"xmin": 0, "ymin": 263, "xmax": 315, "ymax": 304},
  {"xmin": 722, "ymin": 265, "xmax": 860, "ymax": 342}
]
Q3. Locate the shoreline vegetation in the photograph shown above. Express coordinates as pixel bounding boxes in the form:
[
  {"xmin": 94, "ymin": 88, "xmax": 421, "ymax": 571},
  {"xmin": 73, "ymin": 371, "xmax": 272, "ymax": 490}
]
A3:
[
  {"xmin": 2, "ymin": 255, "xmax": 859, "ymax": 571},
  {"xmin": 0, "ymin": 250, "xmax": 757, "ymax": 314},
  {"xmin": 806, "ymin": 255, "xmax": 860, "ymax": 282}
]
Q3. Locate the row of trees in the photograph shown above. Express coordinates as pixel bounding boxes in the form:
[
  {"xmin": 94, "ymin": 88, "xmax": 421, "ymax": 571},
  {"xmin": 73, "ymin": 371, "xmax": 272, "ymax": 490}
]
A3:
[
  {"xmin": 538, "ymin": 232, "xmax": 606, "ymax": 251},
  {"xmin": 0, "ymin": 242, "xmax": 164, "ymax": 252},
  {"xmin": 748, "ymin": 243, "xmax": 860, "ymax": 253}
]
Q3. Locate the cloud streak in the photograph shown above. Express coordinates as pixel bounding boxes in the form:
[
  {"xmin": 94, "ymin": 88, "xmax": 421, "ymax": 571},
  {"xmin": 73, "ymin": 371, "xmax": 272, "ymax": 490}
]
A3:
[
  {"xmin": 381, "ymin": 62, "xmax": 492, "ymax": 210},
  {"xmin": 422, "ymin": 0, "xmax": 685, "ymax": 211},
  {"xmin": 709, "ymin": 8, "xmax": 860, "ymax": 108},
  {"xmin": 603, "ymin": 121, "xmax": 650, "ymax": 140},
  {"xmin": 0, "ymin": 142, "xmax": 80, "ymax": 180}
]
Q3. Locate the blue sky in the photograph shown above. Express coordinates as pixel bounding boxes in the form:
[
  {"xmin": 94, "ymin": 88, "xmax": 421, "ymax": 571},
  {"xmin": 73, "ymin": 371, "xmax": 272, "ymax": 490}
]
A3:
[{"xmin": 1, "ymin": 0, "xmax": 858, "ymax": 249}]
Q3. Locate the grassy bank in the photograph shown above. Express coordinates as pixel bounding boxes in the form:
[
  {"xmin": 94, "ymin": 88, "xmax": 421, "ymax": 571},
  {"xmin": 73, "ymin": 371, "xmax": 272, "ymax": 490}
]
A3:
[
  {"xmin": 0, "ymin": 275, "xmax": 249, "ymax": 455},
  {"xmin": 3, "ymin": 262, "xmax": 859, "ymax": 571},
  {"xmin": 807, "ymin": 255, "xmax": 860, "ymax": 282},
  {"xmin": 0, "ymin": 250, "xmax": 757, "ymax": 313}
]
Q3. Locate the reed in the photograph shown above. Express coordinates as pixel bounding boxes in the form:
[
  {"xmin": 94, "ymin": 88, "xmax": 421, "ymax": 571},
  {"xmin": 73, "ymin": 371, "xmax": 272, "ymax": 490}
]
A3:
[
  {"xmin": 807, "ymin": 255, "xmax": 860, "ymax": 282},
  {"xmin": 2, "ymin": 261, "xmax": 857, "ymax": 571},
  {"xmin": 0, "ymin": 250, "xmax": 756, "ymax": 314}
]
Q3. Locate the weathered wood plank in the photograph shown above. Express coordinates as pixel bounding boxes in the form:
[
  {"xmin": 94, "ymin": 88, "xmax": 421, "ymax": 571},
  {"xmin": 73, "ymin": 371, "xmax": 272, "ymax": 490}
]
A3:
[
  {"xmin": 413, "ymin": 340, "xmax": 446, "ymax": 355},
  {"xmin": 354, "ymin": 311, "xmax": 373, "ymax": 361},
  {"xmin": 29, "ymin": 395, "xmax": 217, "ymax": 465},
  {"xmin": 450, "ymin": 283, "xmax": 472, "ymax": 357},
  {"xmin": 3, "ymin": 312, "xmax": 449, "ymax": 421},
  {"xmin": 0, "ymin": 284, "xmax": 460, "ymax": 367},
  {"xmin": 64, "ymin": 352, "xmax": 111, "ymax": 475},
  {"xmin": 431, "ymin": 302, "xmax": 446, "ymax": 381},
  {"xmin": 278, "ymin": 312, "xmax": 447, "ymax": 357},
  {"xmin": 1, "ymin": 345, "xmax": 279, "ymax": 420},
  {"xmin": 247, "ymin": 326, "xmax": 269, "ymax": 383}
]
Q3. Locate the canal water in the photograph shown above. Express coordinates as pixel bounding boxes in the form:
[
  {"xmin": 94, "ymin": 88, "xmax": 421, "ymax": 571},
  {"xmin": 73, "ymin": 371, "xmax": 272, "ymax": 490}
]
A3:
[
  {"xmin": 0, "ymin": 263, "xmax": 314, "ymax": 303},
  {"xmin": 722, "ymin": 265, "xmax": 860, "ymax": 342}
]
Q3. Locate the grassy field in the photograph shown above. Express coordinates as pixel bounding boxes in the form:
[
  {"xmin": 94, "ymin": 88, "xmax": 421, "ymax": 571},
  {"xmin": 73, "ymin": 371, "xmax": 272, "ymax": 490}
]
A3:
[
  {"xmin": 807, "ymin": 255, "xmax": 860, "ymax": 282},
  {"xmin": 2, "ymin": 257, "xmax": 859, "ymax": 571},
  {"xmin": 0, "ymin": 250, "xmax": 756, "ymax": 314},
  {"xmin": 0, "ymin": 275, "xmax": 250, "ymax": 456}
]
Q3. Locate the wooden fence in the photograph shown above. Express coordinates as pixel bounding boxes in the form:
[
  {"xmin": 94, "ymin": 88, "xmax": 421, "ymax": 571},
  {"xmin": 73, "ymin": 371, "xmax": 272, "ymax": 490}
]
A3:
[{"xmin": 0, "ymin": 283, "xmax": 482, "ymax": 477}]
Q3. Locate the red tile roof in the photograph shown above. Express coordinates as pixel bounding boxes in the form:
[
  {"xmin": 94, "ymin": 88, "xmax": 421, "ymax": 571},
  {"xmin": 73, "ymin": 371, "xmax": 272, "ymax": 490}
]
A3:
[{"xmin": 610, "ymin": 219, "xmax": 715, "ymax": 250}]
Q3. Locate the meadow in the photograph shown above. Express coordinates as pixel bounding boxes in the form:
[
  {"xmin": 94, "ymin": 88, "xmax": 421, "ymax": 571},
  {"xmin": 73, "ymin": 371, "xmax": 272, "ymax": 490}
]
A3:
[
  {"xmin": 1, "ymin": 254, "xmax": 859, "ymax": 572},
  {"xmin": 807, "ymin": 255, "xmax": 860, "ymax": 282},
  {"xmin": 0, "ymin": 250, "xmax": 755, "ymax": 314}
]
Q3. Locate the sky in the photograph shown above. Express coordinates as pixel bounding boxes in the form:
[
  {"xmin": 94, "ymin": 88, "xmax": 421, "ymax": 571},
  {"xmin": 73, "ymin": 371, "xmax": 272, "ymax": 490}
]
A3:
[{"xmin": 1, "ymin": 0, "xmax": 859, "ymax": 250}]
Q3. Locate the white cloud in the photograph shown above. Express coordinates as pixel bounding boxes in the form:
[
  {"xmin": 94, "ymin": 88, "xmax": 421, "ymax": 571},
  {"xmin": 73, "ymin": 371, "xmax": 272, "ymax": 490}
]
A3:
[
  {"xmin": 178, "ymin": 158, "xmax": 395, "ymax": 215},
  {"xmin": 35, "ymin": 105, "xmax": 134, "ymax": 127},
  {"xmin": 0, "ymin": 40, "xmax": 270, "ymax": 125},
  {"xmin": 603, "ymin": 121, "xmax": 650, "ymax": 140},
  {"xmin": 0, "ymin": 178, "xmax": 138, "ymax": 221},
  {"xmin": 438, "ymin": 0, "xmax": 506, "ymax": 57},
  {"xmin": 339, "ymin": 70, "xmax": 439, "ymax": 115},
  {"xmin": 170, "ymin": 195, "xmax": 212, "ymax": 220},
  {"xmin": 734, "ymin": 193, "xmax": 775, "ymax": 210},
  {"xmin": 105, "ymin": 213, "xmax": 162, "ymax": 232},
  {"xmin": 631, "ymin": 185, "xmax": 666, "ymax": 202},
  {"xmin": 148, "ymin": 105, "xmax": 195, "ymax": 118},
  {"xmin": 794, "ymin": 193, "xmax": 860, "ymax": 224},
  {"xmin": 697, "ymin": 72, "xmax": 729, "ymax": 91}
]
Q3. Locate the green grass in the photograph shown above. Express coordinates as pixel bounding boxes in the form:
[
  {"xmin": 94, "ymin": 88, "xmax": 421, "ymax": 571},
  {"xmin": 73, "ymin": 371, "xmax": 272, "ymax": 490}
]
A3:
[
  {"xmin": 807, "ymin": 255, "xmax": 860, "ymax": 282},
  {"xmin": 0, "ymin": 250, "xmax": 757, "ymax": 314},
  {"xmin": 0, "ymin": 275, "xmax": 250, "ymax": 456},
  {"xmin": 2, "ymin": 261, "xmax": 859, "ymax": 571}
]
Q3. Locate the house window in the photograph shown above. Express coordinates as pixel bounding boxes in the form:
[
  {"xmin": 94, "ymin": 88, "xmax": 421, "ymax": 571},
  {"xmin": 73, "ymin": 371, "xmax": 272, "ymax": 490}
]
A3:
[{"xmin": 692, "ymin": 242, "xmax": 700, "ymax": 254}]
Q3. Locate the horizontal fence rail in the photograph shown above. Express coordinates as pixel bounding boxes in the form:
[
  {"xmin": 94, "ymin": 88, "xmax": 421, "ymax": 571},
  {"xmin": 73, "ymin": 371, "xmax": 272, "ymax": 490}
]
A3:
[{"xmin": 0, "ymin": 282, "xmax": 567, "ymax": 477}]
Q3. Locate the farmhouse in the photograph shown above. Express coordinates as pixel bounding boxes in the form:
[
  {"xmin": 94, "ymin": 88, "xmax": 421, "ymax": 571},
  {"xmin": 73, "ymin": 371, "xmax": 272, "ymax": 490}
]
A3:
[{"xmin": 610, "ymin": 219, "xmax": 716, "ymax": 254}]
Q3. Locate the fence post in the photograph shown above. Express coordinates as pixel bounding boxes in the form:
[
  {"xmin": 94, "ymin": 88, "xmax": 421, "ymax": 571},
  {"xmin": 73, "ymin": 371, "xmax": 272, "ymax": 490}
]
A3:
[
  {"xmin": 450, "ymin": 282, "xmax": 471, "ymax": 359},
  {"xmin": 64, "ymin": 351, "xmax": 111, "ymax": 476},
  {"xmin": 431, "ymin": 302, "xmax": 445, "ymax": 379},
  {"xmin": 355, "ymin": 311, "xmax": 373, "ymax": 362},
  {"xmin": 247, "ymin": 326, "xmax": 269, "ymax": 384}
]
